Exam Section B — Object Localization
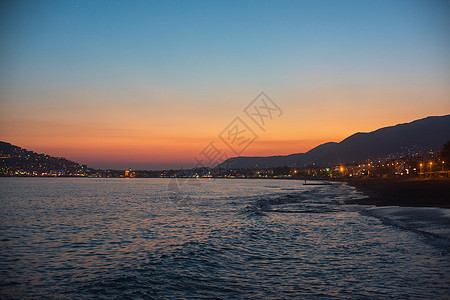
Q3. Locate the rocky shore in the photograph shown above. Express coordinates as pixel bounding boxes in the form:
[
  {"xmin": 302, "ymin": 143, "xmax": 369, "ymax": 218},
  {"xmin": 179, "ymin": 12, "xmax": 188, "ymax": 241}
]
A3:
[{"xmin": 345, "ymin": 177, "xmax": 450, "ymax": 208}]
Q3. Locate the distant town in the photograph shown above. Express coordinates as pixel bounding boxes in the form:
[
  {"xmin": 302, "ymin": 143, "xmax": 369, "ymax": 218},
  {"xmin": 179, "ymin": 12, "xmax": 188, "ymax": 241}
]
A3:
[{"xmin": 2, "ymin": 141, "xmax": 449, "ymax": 180}]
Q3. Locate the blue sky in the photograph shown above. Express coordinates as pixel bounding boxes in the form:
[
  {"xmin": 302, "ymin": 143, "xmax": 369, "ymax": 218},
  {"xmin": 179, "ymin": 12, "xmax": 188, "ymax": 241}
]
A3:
[{"xmin": 2, "ymin": 0, "xmax": 448, "ymax": 91}]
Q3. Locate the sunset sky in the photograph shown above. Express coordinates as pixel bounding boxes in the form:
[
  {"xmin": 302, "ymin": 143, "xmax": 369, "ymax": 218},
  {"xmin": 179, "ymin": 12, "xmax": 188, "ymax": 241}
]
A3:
[{"xmin": 1, "ymin": 0, "xmax": 449, "ymax": 169}]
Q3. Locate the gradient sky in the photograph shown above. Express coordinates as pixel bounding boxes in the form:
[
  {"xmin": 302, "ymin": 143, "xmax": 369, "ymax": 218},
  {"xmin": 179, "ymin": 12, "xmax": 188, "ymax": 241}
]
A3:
[{"xmin": 1, "ymin": 0, "xmax": 449, "ymax": 169}]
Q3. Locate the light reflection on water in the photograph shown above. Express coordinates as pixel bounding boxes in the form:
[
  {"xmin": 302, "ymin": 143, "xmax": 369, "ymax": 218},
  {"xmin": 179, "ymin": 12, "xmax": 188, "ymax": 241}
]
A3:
[{"xmin": 0, "ymin": 178, "xmax": 449, "ymax": 299}]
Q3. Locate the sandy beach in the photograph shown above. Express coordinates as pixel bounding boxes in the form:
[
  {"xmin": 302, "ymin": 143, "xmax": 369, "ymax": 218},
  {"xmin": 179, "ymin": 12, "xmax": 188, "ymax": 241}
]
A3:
[{"xmin": 345, "ymin": 178, "xmax": 450, "ymax": 208}]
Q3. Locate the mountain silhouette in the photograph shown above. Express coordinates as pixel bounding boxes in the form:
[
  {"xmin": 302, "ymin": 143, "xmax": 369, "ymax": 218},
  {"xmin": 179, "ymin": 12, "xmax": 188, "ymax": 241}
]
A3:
[{"xmin": 219, "ymin": 115, "xmax": 450, "ymax": 169}]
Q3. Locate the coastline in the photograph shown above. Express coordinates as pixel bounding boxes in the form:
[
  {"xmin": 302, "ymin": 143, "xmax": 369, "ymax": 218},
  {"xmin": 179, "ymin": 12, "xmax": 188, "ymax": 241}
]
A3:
[{"xmin": 345, "ymin": 177, "xmax": 450, "ymax": 208}]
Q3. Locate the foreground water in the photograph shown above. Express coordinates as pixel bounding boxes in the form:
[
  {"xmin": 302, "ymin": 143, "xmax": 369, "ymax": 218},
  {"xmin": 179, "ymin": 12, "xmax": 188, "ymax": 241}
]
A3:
[{"xmin": 0, "ymin": 178, "xmax": 449, "ymax": 299}]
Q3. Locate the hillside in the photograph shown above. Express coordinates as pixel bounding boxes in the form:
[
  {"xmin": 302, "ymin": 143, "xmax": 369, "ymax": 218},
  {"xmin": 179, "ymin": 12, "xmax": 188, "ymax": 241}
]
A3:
[
  {"xmin": 219, "ymin": 115, "xmax": 450, "ymax": 169},
  {"xmin": 0, "ymin": 141, "xmax": 87, "ymax": 176}
]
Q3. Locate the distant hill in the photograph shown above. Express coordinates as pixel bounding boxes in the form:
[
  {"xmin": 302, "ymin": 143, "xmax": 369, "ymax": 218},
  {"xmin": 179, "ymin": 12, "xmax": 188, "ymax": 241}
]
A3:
[
  {"xmin": 0, "ymin": 141, "xmax": 87, "ymax": 176},
  {"xmin": 219, "ymin": 115, "xmax": 450, "ymax": 169}
]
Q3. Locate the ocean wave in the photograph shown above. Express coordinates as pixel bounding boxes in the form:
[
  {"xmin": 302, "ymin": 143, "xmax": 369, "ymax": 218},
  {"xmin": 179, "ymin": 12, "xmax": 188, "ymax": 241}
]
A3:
[
  {"xmin": 244, "ymin": 189, "xmax": 346, "ymax": 216},
  {"xmin": 363, "ymin": 206, "xmax": 450, "ymax": 250}
]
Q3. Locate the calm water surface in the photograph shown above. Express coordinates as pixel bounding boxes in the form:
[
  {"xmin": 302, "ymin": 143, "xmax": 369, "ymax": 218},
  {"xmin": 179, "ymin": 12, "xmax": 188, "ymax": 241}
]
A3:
[{"xmin": 0, "ymin": 178, "xmax": 449, "ymax": 299}]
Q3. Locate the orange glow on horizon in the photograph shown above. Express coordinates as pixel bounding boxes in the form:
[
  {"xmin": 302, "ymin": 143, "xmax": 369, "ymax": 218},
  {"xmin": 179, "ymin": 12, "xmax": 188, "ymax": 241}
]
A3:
[{"xmin": 1, "ymin": 86, "xmax": 449, "ymax": 169}]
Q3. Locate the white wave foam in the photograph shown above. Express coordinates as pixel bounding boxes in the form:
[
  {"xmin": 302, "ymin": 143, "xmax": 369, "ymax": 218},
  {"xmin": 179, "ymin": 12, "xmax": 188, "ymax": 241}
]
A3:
[{"xmin": 367, "ymin": 206, "xmax": 450, "ymax": 241}]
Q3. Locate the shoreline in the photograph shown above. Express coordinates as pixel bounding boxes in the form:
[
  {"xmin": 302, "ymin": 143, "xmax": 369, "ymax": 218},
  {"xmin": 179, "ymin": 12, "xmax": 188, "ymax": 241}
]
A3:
[
  {"xmin": 345, "ymin": 177, "xmax": 450, "ymax": 208},
  {"xmin": 2, "ymin": 176, "xmax": 449, "ymax": 209}
]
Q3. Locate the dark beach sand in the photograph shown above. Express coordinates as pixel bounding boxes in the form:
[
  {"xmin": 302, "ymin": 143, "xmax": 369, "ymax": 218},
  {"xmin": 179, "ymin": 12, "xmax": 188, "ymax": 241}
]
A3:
[{"xmin": 345, "ymin": 178, "xmax": 450, "ymax": 208}]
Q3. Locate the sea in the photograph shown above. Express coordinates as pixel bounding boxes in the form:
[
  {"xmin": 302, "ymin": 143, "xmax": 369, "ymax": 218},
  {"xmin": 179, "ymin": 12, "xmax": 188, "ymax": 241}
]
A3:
[{"xmin": 0, "ymin": 178, "xmax": 449, "ymax": 299}]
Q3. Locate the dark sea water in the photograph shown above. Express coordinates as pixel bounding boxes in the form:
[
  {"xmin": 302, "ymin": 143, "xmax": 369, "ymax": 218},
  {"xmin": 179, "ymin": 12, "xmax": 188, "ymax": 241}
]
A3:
[{"xmin": 0, "ymin": 178, "xmax": 449, "ymax": 299}]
